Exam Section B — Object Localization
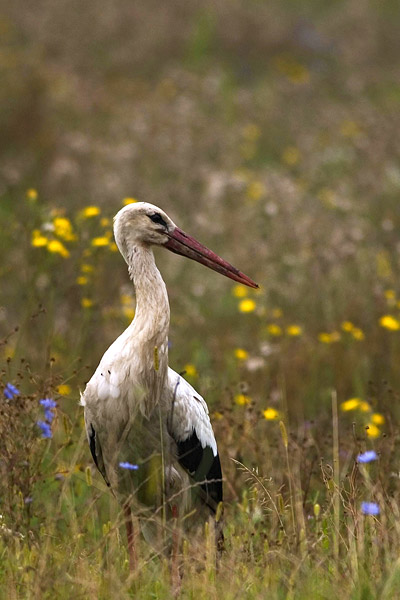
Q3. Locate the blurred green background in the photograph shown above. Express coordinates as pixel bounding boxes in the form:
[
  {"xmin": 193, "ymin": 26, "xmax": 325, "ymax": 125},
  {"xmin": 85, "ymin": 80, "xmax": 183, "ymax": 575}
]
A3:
[
  {"xmin": 3, "ymin": 0, "xmax": 400, "ymax": 411},
  {"xmin": 2, "ymin": 1, "xmax": 400, "ymax": 596},
  {"xmin": 3, "ymin": 0, "xmax": 400, "ymax": 484}
]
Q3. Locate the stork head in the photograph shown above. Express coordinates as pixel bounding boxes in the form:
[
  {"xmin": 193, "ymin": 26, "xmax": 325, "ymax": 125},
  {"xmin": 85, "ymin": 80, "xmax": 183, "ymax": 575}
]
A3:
[
  {"xmin": 114, "ymin": 202, "xmax": 174, "ymax": 252},
  {"xmin": 114, "ymin": 202, "xmax": 258, "ymax": 288}
]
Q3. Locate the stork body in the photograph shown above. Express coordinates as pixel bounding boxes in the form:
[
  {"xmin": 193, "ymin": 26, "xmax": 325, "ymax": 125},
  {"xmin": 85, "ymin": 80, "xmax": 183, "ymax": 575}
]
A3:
[{"xmin": 81, "ymin": 202, "xmax": 257, "ymax": 564}]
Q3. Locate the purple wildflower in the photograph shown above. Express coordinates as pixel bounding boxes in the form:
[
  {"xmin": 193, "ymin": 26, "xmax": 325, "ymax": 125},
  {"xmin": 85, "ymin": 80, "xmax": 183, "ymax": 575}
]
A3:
[
  {"xmin": 357, "ymin": 450, "xmax": 378, "ymax": 463},
  {"xmin": 4, "ymin": 383, "xmax": 20, "ymax": 399},
  {"xmin": 44, "ymin": 409, "xmax": 54, "ymax": 422},
  {"xmin": 37, "ymin": 420, "xmax": 52, "ymax": 439},
  {"xmin": 361, "ymin": 501, "xmax": 380, "ymax": 516},
  {"xmin": 40, "ymin": 398, "xmax": 57, "ymax": 409},
  {"xmin": 40, "ymin": 398, "xmax": 57, "ymax": 423},
  {"xmin": 119, "ymin": 462, "xmax": 139, "ymax": 470}
]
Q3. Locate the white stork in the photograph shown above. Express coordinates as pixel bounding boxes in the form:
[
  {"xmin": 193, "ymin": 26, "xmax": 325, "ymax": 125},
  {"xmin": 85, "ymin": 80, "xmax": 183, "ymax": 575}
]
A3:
[{"xmin": 81, "ymin": 202, "xmax": 257, "ymax": 568}]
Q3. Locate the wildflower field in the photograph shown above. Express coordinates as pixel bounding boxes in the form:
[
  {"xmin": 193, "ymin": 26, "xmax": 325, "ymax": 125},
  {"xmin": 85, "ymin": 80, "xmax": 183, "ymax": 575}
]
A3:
[{"xmin": 3, "ymin": 1, "xmax": 400, "ymax": 598}]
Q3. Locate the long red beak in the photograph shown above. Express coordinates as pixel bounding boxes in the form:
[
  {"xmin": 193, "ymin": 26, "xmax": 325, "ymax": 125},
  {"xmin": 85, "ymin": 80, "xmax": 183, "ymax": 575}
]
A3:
[{"xmin": 164, "ymin": 227, "xmax": 258, "ymax": 289}]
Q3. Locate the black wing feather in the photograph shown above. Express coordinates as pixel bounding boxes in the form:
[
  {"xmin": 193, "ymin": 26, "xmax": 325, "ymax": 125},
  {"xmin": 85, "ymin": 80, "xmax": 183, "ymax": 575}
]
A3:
[
  {"xmin": 89, "ymin": 423, "xmax": 110, "ymax": 487},
  {"xmin": 176, "ymin": 430, "xmax": 223, "ymax": 512}
]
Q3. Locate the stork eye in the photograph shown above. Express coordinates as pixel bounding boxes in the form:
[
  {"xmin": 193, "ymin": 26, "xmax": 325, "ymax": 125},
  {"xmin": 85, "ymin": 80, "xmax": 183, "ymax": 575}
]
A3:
[{"xmin": 148, "ymin": 213, "xmax": 167, "ymax": 227}]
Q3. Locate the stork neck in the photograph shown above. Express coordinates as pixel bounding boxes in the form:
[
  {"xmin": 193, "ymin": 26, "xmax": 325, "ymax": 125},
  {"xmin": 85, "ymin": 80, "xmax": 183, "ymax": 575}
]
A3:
[{"xmin": 127, "ymin": 244, "xmax": 170, "ymax": 346}]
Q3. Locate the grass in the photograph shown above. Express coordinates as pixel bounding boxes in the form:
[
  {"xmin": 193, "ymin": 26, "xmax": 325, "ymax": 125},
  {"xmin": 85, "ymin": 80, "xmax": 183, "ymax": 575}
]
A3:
[{"xmin": 2, "ymin": 0, "xmax": 400, "ymax": 597}]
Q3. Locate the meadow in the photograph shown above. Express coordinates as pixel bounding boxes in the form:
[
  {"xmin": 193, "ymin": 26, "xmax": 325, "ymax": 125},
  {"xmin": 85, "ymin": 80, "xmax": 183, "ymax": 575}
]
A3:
[{"xmin": 2, "ymin": 1, "xmax": 400, "ymax": 597}]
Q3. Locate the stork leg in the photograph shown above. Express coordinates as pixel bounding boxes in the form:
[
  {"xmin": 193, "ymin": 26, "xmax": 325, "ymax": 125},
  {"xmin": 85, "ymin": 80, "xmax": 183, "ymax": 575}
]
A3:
[{"xmin": 123, "ymin": 502, "xmax": 137, "ymax": 571}]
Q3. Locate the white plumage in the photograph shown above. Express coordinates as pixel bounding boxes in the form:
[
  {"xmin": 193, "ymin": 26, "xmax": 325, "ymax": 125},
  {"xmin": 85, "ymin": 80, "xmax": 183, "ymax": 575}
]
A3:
[
  {"xmin": 81, "ymin": 202, "xmax": 257, "ymax": 566},
  {"xmin": 166, "ymin": 369, "xmax": 218, "ymax": 456}
]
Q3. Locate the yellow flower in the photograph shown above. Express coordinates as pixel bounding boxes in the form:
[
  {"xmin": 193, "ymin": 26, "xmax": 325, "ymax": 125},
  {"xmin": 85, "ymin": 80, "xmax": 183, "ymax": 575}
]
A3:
[
  {"xmin": 242, "ymin": 124, "xmax": 261, "ymax": 141},
  {"xmin": 288, "ymin": 65, "xmax": 310, "ymax": 84},
  {"xmin": 246, "ymin": 181, "xmax": 266, "ymax": 201},
  {"xmin": 341, "ymin": 321, "xmax": 354, "ymax": 332},
  {"xmin": 109, "ymin": 242, "xmax": 118, "ymax": 252},
  {"xmin": 376, "ymin": 251, "xmax": 392, "ymax": 279},
  {"xmin": 123, "ymin": 197, "xmax": 138, "ymax": 205},
  {"xmin": 1, "ymin": 344, "xmax": 15, "ymax": 358},
  {"xmin": 271, "ymin": 308, "xmax": 283, "ymax": 319},
  {"xmin": 123, "ymin": 307, "xmax": 135, "ymax": 321},
  {"xmin": 359, "ymin": 401, "xmax": 371, "ymax": 413},
  {"xmin": 81, "ymin": 263, "xmax": 94, "ymax": 273},
  {"xmin": 318, "ymin": 333, "xmax": 331, "ymax": 343},
  {"xmin": 262, "ymin": 407, "xmax": 281, "ymax": 420},
  {"xmin": 82, "ymin": 206, "xmax": 101, "ymax": 218},
  {"xmin": 81, "ymin": 298, "xmax": 93, "ymax": 308},
  {"xmin": 274, "ymin": 55, "xmax": 310, "ymax": 84},
  {"xmin": 47, "ymin": 239, "xmax": 70, "ymax": 258},
  {"xmin": 57, "ymin": 384, "xmax": 71, "ymax": 396},
  {"xmin": 340, "ymin": 120, "xmax": 361, "ymax": 138},
  {"xmin": 234, "ymin": 348, "xmax": 249, "ymax": 360},
  {"xmin": 53, "ymin": 217, "xmax": 76, "ymax": 241},
  {"xmin": 317, "ymin": 188, "xmax": 336, "ymax": 208},
  {"xmin": 379, "ymin": 315, "xmax": 400, "ymax": 331},
  {"xmin": 212, "ymin": 411, "xmax": 223, "ymax": 420},
  {"xmin": 26, "ymin": 188, "xmax": 38, "ymax": 201},
  {"xmin": 31, "ymin": 230, "xmax": 48, "ymax": 247},
  {"xmin": 239, "ymin": 299, "xmax": 256, "ymax": 313},
  {"xmin": 32, "ymin": 236, "xmax": 48, "ymax": 247},
  {"xmin": 235, "ymin": 394, "xmax": 251, "ymax": 406},
  {"xmin": 352, "ymin": 328, "xmax": 365, "ymax": 341},
  {"xmin": 121, "ymin": 294, "xmax": 134, "ymax": 305},
  {"xmin": 76, "ymin": 276, "xmax": 88, "ymax": 285},
  {"xmin": 267, "ymin": 324, "xmax": 282, "ymax": 336},
  {"xmin": 281, "ymin": 146, "xmax": 300, "ymax": 166},
  {"xmin": 385, "ymin": 289, "xmax": 396, "ymax": 307},
  {"xmin": 184, "ymin": 364, "xmax": 198, "ymax": 377},
  {"xmin": 100, "ymin": 217, "xmax": 110, "ymax": 227},
  {"xmin": 286, "ymin": 325, "xmax": 302, "ymax": 337},
  {"xmin": 366, "ymin": 423, "xmax": 380, "ymax": 438},
  {"xmin": 91, "ymin": 236, "xmax": 109, "ymax": 247},
  {"xmin": 318, "ymin": 331, "xmax": 341, "ymax": 343},
  {"xmin": 371, "ymin": 413, "xmax": 385, "ymax": 425},
  {"xmin": 384, "ymin": 289, "xmax": 396, "ymax": 300},
  {"xmin": 341, "ymin": 321, "xmax": 365, "ymax": 340},
  {"xmin": 121, "ymin": 292, "xmax": 135, "ymax": 320},
  {"xmin": 340, "ymin": 398, "xmax": 361, "ymax": 411},
  {"xmin": 232, "ymin": 284, "xmax": 248, "ymax": 298}
]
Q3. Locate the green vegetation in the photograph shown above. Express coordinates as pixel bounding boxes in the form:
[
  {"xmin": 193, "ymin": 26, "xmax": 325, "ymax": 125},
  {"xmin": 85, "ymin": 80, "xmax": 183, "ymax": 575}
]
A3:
[{"xmin": 2, "ymin": 1, "xmax": 400, "ymax": 597}]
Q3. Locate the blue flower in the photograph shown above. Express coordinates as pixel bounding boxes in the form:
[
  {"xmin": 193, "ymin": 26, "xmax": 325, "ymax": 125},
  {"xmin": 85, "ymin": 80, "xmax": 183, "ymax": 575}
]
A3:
[
  {"xmin": 4, "ymin": 383, "xmax": 20, "ymax": 399},
  {"xmin": 119, "ymin": 462, "xmax": 139, "ymax": 470},
  {"xmin": 357, "ymin": 450, "xmax": 378, "ymax": 463},
  {"xmin": 37, "ymin": 420, "xmax": 52, "ymax": 439},
  {"xmin": 39, "ymin": 398, "xmax": 57, "ymax": 423},
  {"xmin": 44, "ymin": 409, "xmax": 55, "ymax": 423},
  {"xmin": 40, "ymin": 398, "xmax": 57, "ymax": 409},
  {"xmin": 361, "ymin": 501, "xmax": 380, "ymax": 515}
]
